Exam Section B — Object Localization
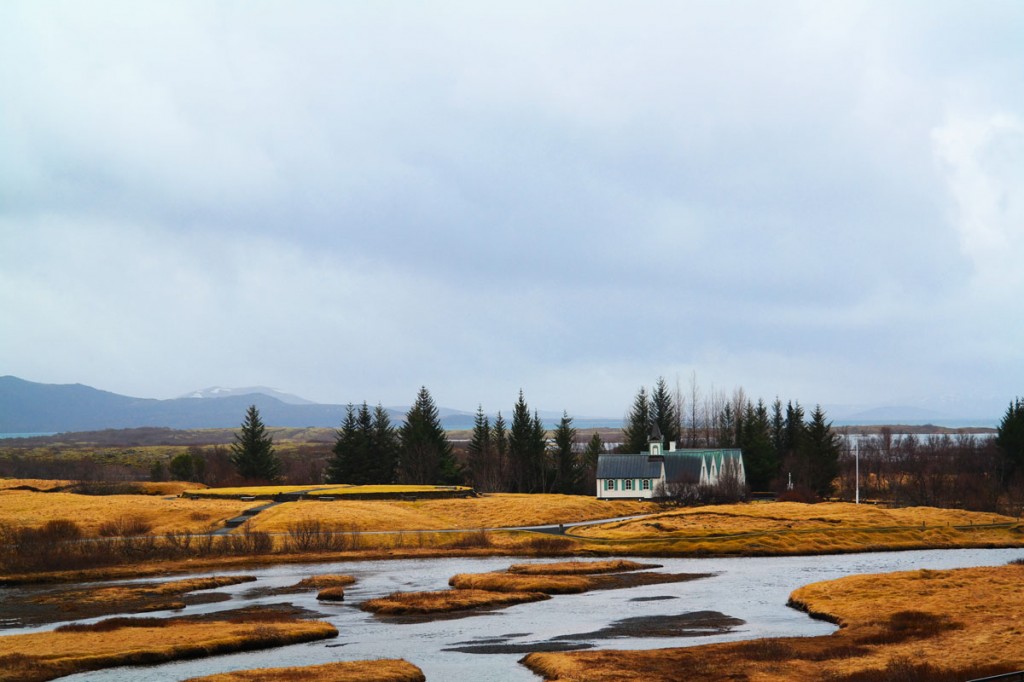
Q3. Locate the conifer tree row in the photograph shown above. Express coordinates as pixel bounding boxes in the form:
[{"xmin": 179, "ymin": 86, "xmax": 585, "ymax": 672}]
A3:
[{"xmin": 326, "ymin": 402, "xmax": 397, "ymax": 485}]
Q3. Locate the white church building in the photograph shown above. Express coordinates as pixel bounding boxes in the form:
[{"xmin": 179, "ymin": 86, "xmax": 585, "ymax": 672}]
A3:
[{"xmin": 596, "ymin": 428, "xmax": 745, "ymax": 500}]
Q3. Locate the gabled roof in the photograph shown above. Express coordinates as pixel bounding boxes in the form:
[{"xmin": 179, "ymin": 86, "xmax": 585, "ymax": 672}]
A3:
[
  {"xmin": 596, "ymin": 454, "xmax": 662, "ymax": 479},
  {"xmin": 663, "ymin": 454, "xmax": 703, "ymax": 483}
]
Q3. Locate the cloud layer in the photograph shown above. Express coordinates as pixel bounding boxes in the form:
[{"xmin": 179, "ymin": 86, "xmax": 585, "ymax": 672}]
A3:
[{"xmin": 2, "ymin": 1, "xmax": 1022, "ymax": 418}]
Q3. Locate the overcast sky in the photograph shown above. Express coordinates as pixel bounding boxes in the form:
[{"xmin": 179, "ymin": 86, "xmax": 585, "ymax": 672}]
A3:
[{"xmin": 2, "ymin": 1, "xmax": 1022, "ymax": 419}]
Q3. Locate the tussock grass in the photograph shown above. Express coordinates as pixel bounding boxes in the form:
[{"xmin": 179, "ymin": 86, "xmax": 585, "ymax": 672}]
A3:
[
  {"xmin": 0, "ymin": 615, "xmax": 337, "ymax": 682},
  {"xmin": 316, "ymin": 586, "xmax": 345, "ymax": 601},
  {"xmin": 291, "ymin": 574, "xmax": 355, "ymax": 589},
  {"xmin": 361, "ymin": 588, "xmax": 550, "ymax": 615},
  {"xmin": 182, "ymin": 659, "xmax": 425, "ymax": 682},
  {"xmin": 520, "ymin": 563, "xmax": 1024, "ymax": 681},
  {"xmin": 507, "ymin": 559, "xmax": 660, "ymax": 575},
  {"xmin": 449, "ymin": 572, "xmax": 590, "ymax": 594}
]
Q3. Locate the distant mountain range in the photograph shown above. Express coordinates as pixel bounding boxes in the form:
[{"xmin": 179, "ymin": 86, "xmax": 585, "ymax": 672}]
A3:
[
  {"xmin": 0, "ymin": 376, "xmax": 1000, "ymax": 435},
  {"xmin": 0, "ymin": 376, "xmax": 484, "ymax": 433}
]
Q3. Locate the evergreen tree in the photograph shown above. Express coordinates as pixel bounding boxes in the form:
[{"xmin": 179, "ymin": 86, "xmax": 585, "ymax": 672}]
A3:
[
  {"xmin": 717, "ymin": 402, "xmax": 736, "ymax": 447},
  {"xmin": 739, "ymin": 399, "xmax": 777, "ymax": 491},
  {"xmin": 326, "ymin": 404, "xmax": 362, "ymax": 484},
  {"xmin": 651, "ymin": 377, "xmax": 681, "ymax": 446},
  {"xmin": 533, "ymin": 410, "xmax": 550, "ymax": 492},
  {"xmin": 996, "ymin": 398, "xmax": 1024, "ymax": 483},
  {"xmin": 397, "ymin": 387, "xmax": 459, "ymax": 484},
  {"xmin": 780, "ymin": 400, "xmax": 808, "ymax": 489},
  {"xmin": 508, "ymin": 391, "xmax": 532, "ymax": 492},
  {"xmin": 552, "ymin": 412, "xmax": 580, "ymax": 494},
  {"xmin": 369, "ymin": 404, "xmax": 399, "ymax": 484},
  {"xmin": 493, "ymin": 411, "xmax": 508, "ymax": 491},
  {"xmin": 584, "ymin": 432, "xmax": 603, "ymax": 470},
  {"xmin": 803, "ymin": 405, "xmax": 841, "ymax": 497},
  {"xmin": 770, "ymin": 398, "xmax": 785, "ymax": 456},
  {"xmin": 623, "ymin": 387, "xmax": 651, "ymax": 453},
  {"xmin": 230, "ymin": 405, "xmax": 280, "ymax": 482},
  {"xmin": 508, "ymin": 391, "xmax": 547, "ymax": 492},
  {"xmin": 467, "ymin": 405, "xmax": 494, "ymax": 490}
]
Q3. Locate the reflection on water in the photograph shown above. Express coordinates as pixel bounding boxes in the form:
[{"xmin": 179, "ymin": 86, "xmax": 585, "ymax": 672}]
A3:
[{"xmin": 31, "ymin": 548, "xmax": 1024, "ymax": 681}]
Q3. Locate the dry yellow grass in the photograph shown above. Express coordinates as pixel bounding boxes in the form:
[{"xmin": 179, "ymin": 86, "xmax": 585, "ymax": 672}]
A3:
[
  {"xmin": 522, "ymin": 562, "xmax": 1024, "ymax": 681},
  {"xmin": 250, "ymin": 493, "xmax": 660, "ymax": 532},
  {"xmin": 571, "ymin": 501, "xmax": 1016, "ymax": 539},
  {"xmin": 184, "ymin": 485, "xmax": 328, "ymax": 497},
  {"xmin": 0, "ymin": 616, "xmax": 338, "ymax": 682},
  {"xmin": 316, "ymin": 586, "xmax": 346, "ymax": 601},
  {"xmin": 139, "ymin": 481, "xmax": 207, "ymax": 495},
  {"xmin": 0, "ymin": 490, "xmax": 259, "ymax": 536},
  {"xmin": 361, "ymin": 588, "xmax": 550, "ymax": 614},
  {"xmin": 183, "ymin": 659, "xmax": 425, "ymax": 682},
  {"xmin": 29, "ymin": 575, "xmax": 257, "ymax": 608},
  {"xmin": 0, "ymin": 478, "xmax": 72, "ymax": 491},
  {"xmin": 449, "ymin": 572, "xmax": 590, "ymax": 594},
  {"xmin": 565, "ymin": 501, "xmax": 1024, "ymax": 556},
  {"xmin": 314, "ymin": 485, "xmax": 473, "ymax": 496},
  {"xmin": 292, "ymin": 574, "xmax": 355, "ymax": 589},
  {"xmin": 507, "ymin": 559, "xmax": 659, "ymax": 574}
]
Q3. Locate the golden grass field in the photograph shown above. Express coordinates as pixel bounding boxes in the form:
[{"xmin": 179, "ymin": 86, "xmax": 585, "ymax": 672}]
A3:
[
  {"xmin": 0, "ymin": 615, "xmax": 338, "ymax": 682},
  {"xmin": 522, "ymin": 561, "xmax": 1024, "ymax": 681},
  {"xmin": 183, "ymin": 659, "xmax": 425, "ymax": 682},
  {"xmin": 249, "ymin": 493, "xmax": 659, "ymax": 532},
  {"xmin": 567, "ymin": 501, "xmax": 1024, "ymax": 556},
  {"xmin": 183, "ymin": 484, "xmax": 474, "ymax": 499},
  {"xmin": 0, "ymin": 489, "xmax": 258, "ymax": 536},
  {"xmin": 361, "ymin": 587, "xmax": 551, "ymax": 615},
  {"xmin": 0, "ymin": 479, "xmax": 72, "ymax": 491}
]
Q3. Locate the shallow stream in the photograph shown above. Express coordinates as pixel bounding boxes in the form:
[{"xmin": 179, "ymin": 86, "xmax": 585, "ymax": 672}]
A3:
[{"xmin": 13, "ymin": 547, "xmax": 1022, "ymax": 681}]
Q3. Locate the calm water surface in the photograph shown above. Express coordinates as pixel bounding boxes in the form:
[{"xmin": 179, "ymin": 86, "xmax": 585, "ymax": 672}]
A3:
[{"xmin": 31, "ymin": 548, "xmax": 1024, "ymax": 681}]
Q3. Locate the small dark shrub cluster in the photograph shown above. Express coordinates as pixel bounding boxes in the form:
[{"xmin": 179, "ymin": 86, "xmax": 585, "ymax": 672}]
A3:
[
  {"xmin": 57, "ymin": 617, "xmax": 170, "ymax": 632},
  {"xmin": 98, "ymin": 515, "xmax": 153, "ymax": 537},
  {"xmin": 523, "ymin": 535, "xmax": 575, "ymax": 555},
  {"xmin": 827, "ymin": 657, "xmax": 1019, "ymax": 682},
  {"xmin": 443, "ymin": 528, "xmax": 492, "ymax": 549},
  {"xmin": 855, "ymin": 610, "xmax": 961, "ymax": 646},
  {"xmin": 738, "ymin": 638, "xmax": 793, "ymax": 661},
  {"xmin": 776, "ymin": 485, "xmax": 821, "ymax": 504},
  {"xmin": 282, "ymin": 519, "xmax": 362, "ymax": 553}
]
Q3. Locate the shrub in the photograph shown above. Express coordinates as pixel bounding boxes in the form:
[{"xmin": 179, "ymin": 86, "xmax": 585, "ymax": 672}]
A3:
[{"xmin": 98, "ymin": 516, "xmax": 153, "ymax": 537}]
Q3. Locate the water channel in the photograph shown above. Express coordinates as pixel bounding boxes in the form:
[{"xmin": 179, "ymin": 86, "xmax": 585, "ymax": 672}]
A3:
[{"xmin": 14, "ymin": 547, "xmax": 1022, "ymax": 681}]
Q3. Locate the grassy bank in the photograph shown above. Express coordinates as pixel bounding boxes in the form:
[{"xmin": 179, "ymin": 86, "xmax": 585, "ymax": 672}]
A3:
[
  {"xmin": 521, "ymin": 561, "xmax": 1024, "ymax": 681},
  {"xmin": 0, "ymin": 612, "xmax": 338, "ymax": 682},
  {"xmin": 568, "ymin": 501, "xmax": 1024, "ymax": 556},
  {"xmin": 361, "ymin": 588, "xmax": 551, "ymax": 615},
  {"xmin": 183, "ymin": 659, "xmax": 425, "ymax": 682}
]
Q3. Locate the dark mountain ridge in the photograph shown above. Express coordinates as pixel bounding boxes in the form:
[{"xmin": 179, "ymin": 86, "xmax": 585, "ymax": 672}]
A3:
[{"xmin": 0, "ymin": 376, "xmax": 361, "ymax": 432}]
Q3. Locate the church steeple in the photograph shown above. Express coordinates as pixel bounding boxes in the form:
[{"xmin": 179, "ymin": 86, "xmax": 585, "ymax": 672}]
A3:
[{"xmin": 648, "ymin": 422, "xmax": 663, "ymax": 457}]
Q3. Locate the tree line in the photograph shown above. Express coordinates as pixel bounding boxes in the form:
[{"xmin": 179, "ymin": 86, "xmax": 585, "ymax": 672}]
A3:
[
  {"xmin": 622, "ymin": 377, "xmax": 840, "ymax": 497},
  {"xmin": 129, "ymin": 380, "xmax": 1024, "ymax": 513}
]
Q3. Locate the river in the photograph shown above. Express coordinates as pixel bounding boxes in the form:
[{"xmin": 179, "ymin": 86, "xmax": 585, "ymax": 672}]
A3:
[{"xmin": 24, "ymin": 548, "xmax": 1022, "ymax": 681}]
